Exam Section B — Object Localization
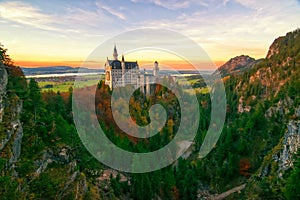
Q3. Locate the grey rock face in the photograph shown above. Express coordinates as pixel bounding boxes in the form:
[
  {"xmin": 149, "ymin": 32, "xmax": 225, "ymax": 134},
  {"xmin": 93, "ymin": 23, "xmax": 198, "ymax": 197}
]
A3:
[
  {"xmin": 0, "ymin": 66, "xmax": 8, "ymax": 123},
  {"xmin": 265, "ymin": 97, "xmax": 293, "ymax": 118},
  {"xmin": 296, "ymin": 106, "xmax": 300, "ymax": 118},
  {"xmin": 276, "ymin": 120, "xmax": 300, "ymax": 177},
  {"xmin": 34, "ymin": 147, "xmax": 72, "ymax": 176},
  {"xmin": 0, "ymin": 65, "xmax": 24, "ymax": 165},
  {"xmin": 9, "ymin": 120, "xmax": 23, "ymax": 163}
]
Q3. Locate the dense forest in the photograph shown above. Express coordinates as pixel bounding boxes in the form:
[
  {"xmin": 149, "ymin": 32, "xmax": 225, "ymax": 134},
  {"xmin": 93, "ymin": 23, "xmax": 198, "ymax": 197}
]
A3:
[{"xmin": 0, "ymin": 29, "xmax": 299, "ymax": 199}]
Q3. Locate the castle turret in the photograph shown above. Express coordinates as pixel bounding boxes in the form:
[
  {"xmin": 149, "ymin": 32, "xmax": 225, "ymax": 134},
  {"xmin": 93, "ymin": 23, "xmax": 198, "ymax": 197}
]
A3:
[
  {"xmin": 121, "ymin": 54, "xmax": 125, "ymax": 78},
  {"xmin": 153, "ymin": 61, "xmax": 159, "ymax": 76},
  {"xmin": 113, "ymin": 44, "xmax": 118, "ymax": 60}
]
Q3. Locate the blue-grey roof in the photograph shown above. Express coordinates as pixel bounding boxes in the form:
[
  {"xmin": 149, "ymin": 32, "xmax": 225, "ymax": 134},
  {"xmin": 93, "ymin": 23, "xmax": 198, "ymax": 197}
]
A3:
[
  {"xmin": 107, "ymin": 60, "xmax": 138, "ymax": 69},
  {"xmin": 125, "ymin": 62, "xmax": 138, "ymax": 69},
  {"xmin": 108, "ymin": 60, "xmax": 121, "ymax": 69}
]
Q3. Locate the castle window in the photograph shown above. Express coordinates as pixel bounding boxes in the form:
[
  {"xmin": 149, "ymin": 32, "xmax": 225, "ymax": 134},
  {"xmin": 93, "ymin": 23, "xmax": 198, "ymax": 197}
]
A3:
[{"xmin": 106, "ymin": 71, "xmax": 110, "ymax": 81}]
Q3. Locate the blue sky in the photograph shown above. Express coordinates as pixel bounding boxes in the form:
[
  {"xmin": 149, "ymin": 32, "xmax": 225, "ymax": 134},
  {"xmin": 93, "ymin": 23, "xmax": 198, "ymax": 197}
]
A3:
[{"xmin": 0, "ymin": 0, "xmax": 300, "ymax": 68}]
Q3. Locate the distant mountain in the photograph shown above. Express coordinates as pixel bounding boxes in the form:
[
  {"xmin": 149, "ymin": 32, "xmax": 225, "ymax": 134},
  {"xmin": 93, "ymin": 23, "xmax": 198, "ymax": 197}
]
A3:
[
  {"xmin": 214, "ymin": 55, "xmax": 262, "ymax": 77},
  {"xmin": 21, "ymin": 66, "xmax": 103, "ymax": 75}
]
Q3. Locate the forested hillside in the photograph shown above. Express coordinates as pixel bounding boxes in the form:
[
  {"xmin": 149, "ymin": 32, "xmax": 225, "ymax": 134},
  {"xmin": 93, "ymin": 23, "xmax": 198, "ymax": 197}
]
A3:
[
  {"xmin": 198, "ymin": 28, "xmax": 300, "ymax": 199},
  {"xmin": 0, "ymin": 28, "xmax": 299, "ymax": 199}
]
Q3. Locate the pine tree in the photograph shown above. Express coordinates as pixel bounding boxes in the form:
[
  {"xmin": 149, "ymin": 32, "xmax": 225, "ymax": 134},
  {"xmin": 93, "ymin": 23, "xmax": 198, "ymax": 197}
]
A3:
[{"xmin": 28, "ymin": 78, "xmax": 42, "ymax": 124}]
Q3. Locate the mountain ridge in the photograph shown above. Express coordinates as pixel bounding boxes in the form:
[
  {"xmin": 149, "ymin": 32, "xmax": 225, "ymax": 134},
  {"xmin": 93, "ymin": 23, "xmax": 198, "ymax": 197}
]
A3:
[{"xmin": 215, "ymin": 55, "xmax": 262, "ymax": 77}]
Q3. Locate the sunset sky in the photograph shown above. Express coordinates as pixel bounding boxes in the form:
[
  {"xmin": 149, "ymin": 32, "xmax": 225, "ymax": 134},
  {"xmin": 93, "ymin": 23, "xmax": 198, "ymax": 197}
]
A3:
[{"xmin": 1, "ymin": 0, "xmax": 300, "ymax": 69}]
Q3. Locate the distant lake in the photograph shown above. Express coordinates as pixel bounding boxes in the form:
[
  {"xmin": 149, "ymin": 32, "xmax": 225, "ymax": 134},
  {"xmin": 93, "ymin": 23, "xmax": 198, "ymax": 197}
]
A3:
[
  {"xmin": 26, "ymin": 72, "xmax": 104, "ymax": 78},
  {"xmin": 25, "ymin": 71, "xmax": 213, "ymax": 79},
  {"xmin": 172, "ymin": 74, "xmax": 204, "ymax": 77}
]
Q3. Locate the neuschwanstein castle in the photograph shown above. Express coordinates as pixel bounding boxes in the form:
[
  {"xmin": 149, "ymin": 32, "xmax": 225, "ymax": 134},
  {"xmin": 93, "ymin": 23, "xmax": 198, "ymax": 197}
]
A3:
[{"xmin": 104, "ymin": 45, "xmax": 159, "ymax": 95}]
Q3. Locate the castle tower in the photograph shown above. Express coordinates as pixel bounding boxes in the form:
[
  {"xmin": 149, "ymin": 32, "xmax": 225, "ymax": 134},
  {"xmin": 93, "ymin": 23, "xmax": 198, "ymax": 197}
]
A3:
[
  {"xmin": 105, "ymin": 57, "xmax": 112, "ymax": 89},
  {"xmin": 121, "ymin": 54, "xmax": 125, "ymax": 86},
  {"xmin": 113, "ymin": 44, "xmax": 118, "ymax": 60},
  {"xmin": 153, "ymin": 61, "xmax": 159, "ymax": 76}
]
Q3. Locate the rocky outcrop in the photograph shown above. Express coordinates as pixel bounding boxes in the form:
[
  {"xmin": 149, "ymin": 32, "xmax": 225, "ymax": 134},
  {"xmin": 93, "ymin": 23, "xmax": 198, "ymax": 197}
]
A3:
[
  {"xmin": 0, "ymin": 95, "xmax": 23, "ymax": 161},
  {"xmin": 34, "ymin": 146, "xmax": 73, "ymax": 176},
  {"xmin": 246, "ymin": 116, "xmax": 300, "ymax": 198},
  {"xmin": 238, "ymin": 96, "xmax": 251, "ymax": 113},
  {"xmin": 258, "ymin": 119, "xmax": 300, "ymax": 180},
  {"xmin": 296, "ymin": 106, "xmax": 300, "ymax": 118},
  {"xmin": 34, "ymin": 151, "xmax": 53, "ymax": 175},
  {"xmin": 267, "ymin": 28, "xmax": 300, "ymax": 63},
  {"xmin": 97, "ymin": 169, "xmax": 127, "ymax": 182},
  {"xmin": 266, "ymin": 37, "xmax": 282, "ymax": 59},
  {"xmin": 265, "ymin": 97, "xmax": 293, "ymax": 117},
  {"xmin": 214, "ymin": 55, "xmax": 260, "ymax": 77},
  {"xmin": 0, "ymin": 73, "xmax": 24, "ymax": 166},
  {"xmin": 61, "ymin": 172, "xmax": 88, "ymax": 200},
  {"xmin": 273, "ymin": 120, "xmax": 300, "ymax": 177},
  {"xmin": 264, "ymin": 102, "xmax": 300, "ymax": 177},
  {"xmin": 9, "ymin": 120, "xmax": 23, "ymax": 164},
  {"xmin": 58, "ymin": 170, "xmax": 88, "ymax": 199},
  {"xmin": 0, "ymin": 66, "xmax": 8, "ymax": 123}
]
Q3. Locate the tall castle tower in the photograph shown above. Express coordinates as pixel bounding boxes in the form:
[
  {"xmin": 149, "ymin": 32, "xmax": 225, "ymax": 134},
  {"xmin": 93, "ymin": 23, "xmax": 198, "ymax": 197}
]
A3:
[
  {"xmin": 113, "ymin": 44, "xmax": 118, "ymax": 60},
  {"xmin": 153, "ymin": 61, "xmax": 159, "ymax": 76}
]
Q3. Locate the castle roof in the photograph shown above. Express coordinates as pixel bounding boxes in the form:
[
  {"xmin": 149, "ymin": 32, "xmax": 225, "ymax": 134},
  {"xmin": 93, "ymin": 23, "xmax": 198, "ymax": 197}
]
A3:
[
  {"xmin": 125, "ymin": 61, "xmax": 138, "ymax": 69},
  {"xmin": 108, "ymin": 60, "xmax": 121, "ymax": 69},
  {"xmin": 107, "ymin": 59, "xmax": 139, "ymax": 70}
]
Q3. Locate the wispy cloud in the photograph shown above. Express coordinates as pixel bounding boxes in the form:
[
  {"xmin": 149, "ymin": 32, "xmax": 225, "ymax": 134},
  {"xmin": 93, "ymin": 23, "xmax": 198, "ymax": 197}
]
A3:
[
  {"xmin": 0, "ymin": 1, "xmax": 59, "ymax": 31},
  {"xmin": 131, "ymin": 0, "xmax": 219, "ymax": 10},
  {"xmin": 131, "ymin": 0, "xmax": 300, "ymax": 60},
  {"xmin": 95, "ymin": 2, "xmax": 126, "ymax": 20},
  {"xmin": 0, "ymin": 1, "xmax": 123, "ymax": 34},
  {"xmin": 131, "ymin": 0, "xmax": 191, "ymax": 10},
  {"xmin": 1, "ymin": 0, "xmax": 300, "ymax": 67},
  {"xmin": 64, "ymin": 7, "xmax": 108, "ymax": 28},
  {"xmin": 149, "ymin": 0, "xmax": 191, "ymax": 10}
]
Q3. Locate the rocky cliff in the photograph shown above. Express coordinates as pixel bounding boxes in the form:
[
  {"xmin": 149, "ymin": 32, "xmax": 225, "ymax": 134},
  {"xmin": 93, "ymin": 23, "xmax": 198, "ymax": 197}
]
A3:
[
  {"xmin": 0, "ymin": 61, "xmax": 115, "ymax": 199},
  {"xmin": 0, "ymin": 65, "xmax": 7, "ymax": 123},
  {"xmin": 0, "ymin": 65, "xmax": 23, "ymax": 170}
]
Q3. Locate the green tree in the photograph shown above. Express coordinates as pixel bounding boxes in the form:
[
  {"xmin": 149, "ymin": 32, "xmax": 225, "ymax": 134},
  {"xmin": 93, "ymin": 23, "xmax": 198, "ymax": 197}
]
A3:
[
  {"xmin": 284, "ymin": 156, "xmax": 300, "ymax": 200},
  {"xmin": 28, "ymin": 78, "xmax": 42, "ymax": 124},
  {"xmin": 131, "ymin": 173, "xmax": 153, "ymax": 200},
  {"xmin": 0, "ymin": 43, "xmax": 13, "ymax": 65}
]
